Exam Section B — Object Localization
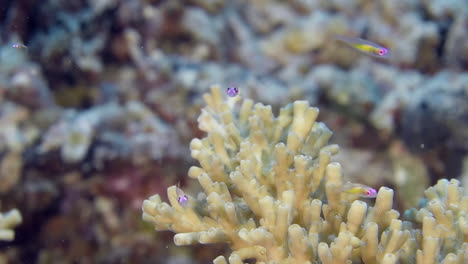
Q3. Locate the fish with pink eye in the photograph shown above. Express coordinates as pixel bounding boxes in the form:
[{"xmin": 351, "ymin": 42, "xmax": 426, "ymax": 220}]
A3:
[
  {"xmin": 226, "ymin": 87, "xmax": 239, "ymax": 97},
  {"xmin": 176, "ymin": 187, "xmax": 189, "ymax": 207},
  {"xmin": 334, "ymin": 34, "xmax": 391, "ymax": 59},
  {"xmin": 342, "ymin": 182, "xmax": 378, "ymax": 198}
]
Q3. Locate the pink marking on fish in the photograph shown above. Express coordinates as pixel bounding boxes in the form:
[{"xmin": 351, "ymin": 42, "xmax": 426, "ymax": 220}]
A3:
[{"xmin": 364, "ymin": 188, "xmax": 377, "ymax": 198}]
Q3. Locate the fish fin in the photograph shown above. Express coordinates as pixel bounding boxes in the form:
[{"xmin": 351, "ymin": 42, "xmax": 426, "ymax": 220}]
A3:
[
  {"xmin": 342, "ymin": 181, "xmax": 360, "ymax": 190},
  {"xmin": 333, "ymin": 34, "xmax": 357, "ymax": 44},
  {"xmin": 176, "ymin": 186, "xmax": 184, "ymax": 197},
  {"xmin": 333, "ymin": 34, "xmax": 379, "ymax": 46}
]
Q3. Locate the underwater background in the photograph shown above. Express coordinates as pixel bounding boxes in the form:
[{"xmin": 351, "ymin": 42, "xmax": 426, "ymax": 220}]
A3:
[{"xmin": 0, "ymin": 0, "xmax": 467, "ymax": 263}]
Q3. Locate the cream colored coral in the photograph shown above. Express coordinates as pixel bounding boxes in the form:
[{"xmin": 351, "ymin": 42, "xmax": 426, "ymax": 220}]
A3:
[
  {"xmin": 0, "ymin": 208, "xmax": 22, "ymax": 241},
  {"xmin": 142, "ymin": 85, "xmax": 468, "ymax": 263}
]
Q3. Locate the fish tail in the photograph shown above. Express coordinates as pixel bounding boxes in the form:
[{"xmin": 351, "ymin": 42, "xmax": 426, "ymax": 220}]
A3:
[{"xmin": 333, "ymin": 34, "xmax": 357, "ymax": 44}]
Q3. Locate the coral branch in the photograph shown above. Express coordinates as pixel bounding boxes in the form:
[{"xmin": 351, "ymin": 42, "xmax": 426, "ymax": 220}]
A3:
[{"xmin": 0, "ymin": 209, "xmax": 22, "ymax": 241}]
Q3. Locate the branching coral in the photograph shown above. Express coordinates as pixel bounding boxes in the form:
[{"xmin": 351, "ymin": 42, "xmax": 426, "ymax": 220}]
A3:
[
  {"xmin": 142, "ymin": 85, "xmax": 467, "ymax": 263},
  {"xmin": 0, "ymin": 208, "xmax": 22, "ymax": 241}
]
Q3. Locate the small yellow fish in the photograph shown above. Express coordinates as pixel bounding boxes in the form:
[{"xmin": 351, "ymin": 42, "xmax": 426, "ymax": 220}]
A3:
[
  {"xmin": 342, "ymin": 182, "xmax": 377, "ymax": 198},
  {"xmin": 334, "ymin": 34, "xmax": 390, "ymax": 59}
]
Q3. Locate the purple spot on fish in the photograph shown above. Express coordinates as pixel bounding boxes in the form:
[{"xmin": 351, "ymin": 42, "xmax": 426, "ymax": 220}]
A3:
[
  {"xmin": 178, "ymin": 194, "xmax": 189, "ymax": 207},
  {"xmin": 226, "ymin": 87, "xmax": 239, "ymax": 97},
  {"xmin": 366, "ymin": 188, "xmax": 377, "ymax": 198},
  {"xmin": 378, "ymin": 48, "xmax": 388, "ymax": 56}
]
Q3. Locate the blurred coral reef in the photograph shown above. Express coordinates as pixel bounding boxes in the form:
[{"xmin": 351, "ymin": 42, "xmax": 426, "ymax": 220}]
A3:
[{"xmin": 0, "ymin": 0, "xmax": 467, "ymax": 263}]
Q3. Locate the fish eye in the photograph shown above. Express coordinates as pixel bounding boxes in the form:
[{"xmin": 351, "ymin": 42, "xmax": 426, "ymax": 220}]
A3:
[{"xmin": 378, "ymin": 49, "xmax": 386, "ymax": 56}]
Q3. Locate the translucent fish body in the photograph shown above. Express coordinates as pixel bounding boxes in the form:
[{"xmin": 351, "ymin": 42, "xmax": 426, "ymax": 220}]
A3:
[
  {"xmin": 334, "ymin": 35, "xmax": 391, "ymax": 59},
  {"xmin": 11, "ymin": 43, "xmax": 27, "ymax": 49},
  {"xmin": 342, "ymin": 182, "xmax": 377, "ymax": 198}
]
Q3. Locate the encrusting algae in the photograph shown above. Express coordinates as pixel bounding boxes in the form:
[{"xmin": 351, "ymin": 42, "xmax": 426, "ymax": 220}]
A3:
[{"xmin": 142, "ymin": 85, "xmax": 468, "ymax": 264}]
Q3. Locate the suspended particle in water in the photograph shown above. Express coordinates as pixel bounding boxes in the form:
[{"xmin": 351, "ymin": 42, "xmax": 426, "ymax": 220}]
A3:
[{"xmin": 226, "ymin": 87, "xmax": 239, "ymax": 97}]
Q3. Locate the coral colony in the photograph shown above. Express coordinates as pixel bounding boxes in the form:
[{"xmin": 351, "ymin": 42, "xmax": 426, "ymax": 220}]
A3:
[
  {"xmin": 142, "ymin": 85, "xmax": 467, "ymax": 264},
  {"xmin": 1, "ymin": 0, "xmax": 467, "ymax": 262}
]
